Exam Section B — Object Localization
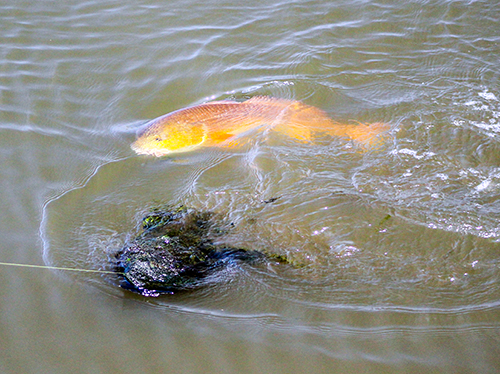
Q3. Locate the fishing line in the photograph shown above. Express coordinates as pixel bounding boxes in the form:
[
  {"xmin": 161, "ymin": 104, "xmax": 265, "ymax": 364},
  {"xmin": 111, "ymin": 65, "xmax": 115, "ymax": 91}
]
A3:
[{"xmin": 0, "ymin": 261, "xmax": 121, "ymax": 275}]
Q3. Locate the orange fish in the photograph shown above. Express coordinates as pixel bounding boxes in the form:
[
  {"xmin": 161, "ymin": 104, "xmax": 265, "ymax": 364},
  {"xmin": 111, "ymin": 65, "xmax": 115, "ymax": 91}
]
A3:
[{"xmin": 132, "ymin": 96, "xmax": 389, "ymax": 157}]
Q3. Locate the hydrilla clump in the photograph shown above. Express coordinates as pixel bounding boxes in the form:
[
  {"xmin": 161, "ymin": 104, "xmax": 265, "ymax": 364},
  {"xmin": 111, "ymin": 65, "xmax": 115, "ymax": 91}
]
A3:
[{"xmin": 115, "ymin": 206, "xmax": 267, "ymax": 297}]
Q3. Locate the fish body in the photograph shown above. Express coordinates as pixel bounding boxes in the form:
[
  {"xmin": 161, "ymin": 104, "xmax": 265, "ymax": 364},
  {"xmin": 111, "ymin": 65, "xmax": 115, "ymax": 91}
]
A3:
[{"xmin": 132, "ymin": 96, "xmax": 388, "ymax": 157}]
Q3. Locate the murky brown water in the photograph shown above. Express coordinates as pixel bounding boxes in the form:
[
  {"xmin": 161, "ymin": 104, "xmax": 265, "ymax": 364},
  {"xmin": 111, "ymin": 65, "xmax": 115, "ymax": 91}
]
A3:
[{"xmin": 1, "ymin": 0, "xmax": 500, "ymax": 372}]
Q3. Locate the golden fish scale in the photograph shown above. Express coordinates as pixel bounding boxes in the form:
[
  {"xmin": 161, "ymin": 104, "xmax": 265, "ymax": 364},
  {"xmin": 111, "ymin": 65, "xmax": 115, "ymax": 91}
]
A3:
[{"xmin": 132, "ymin": 96, "xmax": 389, "ymax": 156}]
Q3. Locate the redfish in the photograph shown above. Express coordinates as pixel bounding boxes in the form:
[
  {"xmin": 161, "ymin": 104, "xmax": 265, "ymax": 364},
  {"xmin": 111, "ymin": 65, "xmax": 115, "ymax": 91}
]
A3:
[{"xmin": 132, "ymin": 96, "xmax": 389, "ymax": 157}]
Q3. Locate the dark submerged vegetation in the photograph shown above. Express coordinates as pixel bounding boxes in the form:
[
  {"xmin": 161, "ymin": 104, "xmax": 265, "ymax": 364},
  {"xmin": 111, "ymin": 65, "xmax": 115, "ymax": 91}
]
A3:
[{"xmin": 114, "ymin": 206, "xmax": 270, "ymax": 297}]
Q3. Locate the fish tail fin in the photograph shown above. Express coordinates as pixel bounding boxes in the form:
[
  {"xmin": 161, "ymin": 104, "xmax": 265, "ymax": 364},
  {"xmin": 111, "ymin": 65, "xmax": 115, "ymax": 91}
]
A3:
[
  {"xmin": 326, "ymin": 121, "xmax": 391, "ymax": 149},
  {"xmin": 274, "ymin": 121, "xmax": 390, "ymax": 149},
  {"xmin": 273, "ymin": 123, "xmax": 313, "ymax": 143}
]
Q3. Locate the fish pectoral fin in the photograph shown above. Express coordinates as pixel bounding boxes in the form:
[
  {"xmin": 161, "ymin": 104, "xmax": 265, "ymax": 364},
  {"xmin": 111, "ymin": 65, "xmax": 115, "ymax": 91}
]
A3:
[
  {"xmin": 209, "ymin": 131, "xmax": 234, "ymax": 143},
  {"xmin": 208, "ymin": 131, "xmax": 251, "ymax": 149},
  {"xmin": 209, "ymin": 122, "xmax": 269, "ymax": 148}
]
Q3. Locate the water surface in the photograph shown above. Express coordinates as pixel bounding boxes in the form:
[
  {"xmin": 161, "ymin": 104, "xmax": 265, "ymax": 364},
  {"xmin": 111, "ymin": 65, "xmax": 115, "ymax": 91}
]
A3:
[{"xmin": 1, "ymin": 0, "xmax": 500, "ymax": 372}]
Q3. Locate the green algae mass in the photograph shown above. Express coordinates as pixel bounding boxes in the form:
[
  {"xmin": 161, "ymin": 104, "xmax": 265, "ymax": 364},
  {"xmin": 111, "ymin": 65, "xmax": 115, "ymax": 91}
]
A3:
[{"xmin": 115, "ymin": 206, "xmax": 265, "ymax": 297}]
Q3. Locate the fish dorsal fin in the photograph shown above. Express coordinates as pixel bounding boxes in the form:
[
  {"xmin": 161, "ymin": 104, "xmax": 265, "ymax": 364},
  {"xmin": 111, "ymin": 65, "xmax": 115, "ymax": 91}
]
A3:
[
  {"xmin": 246, "ymin": 96, "xmax": 292, "ymax": 106},
  {"xmin": 245, "ymin": 96, "xmax": 328, "ymax": 118},
  {"xmin": 201, "ymin": 100, "xmax": 238, "ymax": 105},
  {"xmin": 246, "ymin": 95, "xmax": 275, "ymax": 103},
  {"xmin": 244, "ymin": 96, "xmax": 297, "ymax": 124}
]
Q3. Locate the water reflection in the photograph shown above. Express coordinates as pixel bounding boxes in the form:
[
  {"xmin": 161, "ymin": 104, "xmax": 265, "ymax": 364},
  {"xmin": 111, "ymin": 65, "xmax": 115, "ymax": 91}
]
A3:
[
  {"xmin": 3, "ymin": 0, "xmax": 500, "ymax": 371},
  {"xmin": 43, "ymin": 102, "xmax": 500, "ymax": 311}
]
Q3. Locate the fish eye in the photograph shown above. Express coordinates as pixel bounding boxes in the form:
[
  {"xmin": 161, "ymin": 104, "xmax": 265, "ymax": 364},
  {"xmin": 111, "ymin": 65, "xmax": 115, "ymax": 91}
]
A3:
[{"xmin": 154, "ymin": 134, "xmax": 168, "ymax": 142}]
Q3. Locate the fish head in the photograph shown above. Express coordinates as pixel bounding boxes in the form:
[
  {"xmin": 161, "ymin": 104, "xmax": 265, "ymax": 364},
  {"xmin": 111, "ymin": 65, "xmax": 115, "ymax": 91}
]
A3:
[{"xmin": 131, "ymin": 116, "xmax": 207, "ymax": 157}]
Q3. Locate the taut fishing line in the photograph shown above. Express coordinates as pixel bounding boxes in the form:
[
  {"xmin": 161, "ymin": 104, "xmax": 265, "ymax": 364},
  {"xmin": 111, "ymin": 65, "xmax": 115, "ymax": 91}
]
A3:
[{"xmin": 0, "ymin": 261, "xmax": 121, "ymax": 275}]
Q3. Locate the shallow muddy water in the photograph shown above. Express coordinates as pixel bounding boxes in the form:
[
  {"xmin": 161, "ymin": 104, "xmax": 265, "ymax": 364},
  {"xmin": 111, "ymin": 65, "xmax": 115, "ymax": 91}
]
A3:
[{"xmin": 1, "ymin": 0, "xmax": 500, "ymax": 372}]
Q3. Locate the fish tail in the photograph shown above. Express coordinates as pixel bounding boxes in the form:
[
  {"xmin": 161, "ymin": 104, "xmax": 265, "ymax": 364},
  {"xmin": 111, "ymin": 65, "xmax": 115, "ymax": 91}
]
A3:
[
  {"xmin": 273, "ymin": 123, "xmax": 313, "ymax": 143},
  {"xmin": 326, "ymin": 121, "xmax": 390, "ymax": 149},
  {"xmin": 274, "ymin": 121, "xmax": 390, "ymax": 149}
]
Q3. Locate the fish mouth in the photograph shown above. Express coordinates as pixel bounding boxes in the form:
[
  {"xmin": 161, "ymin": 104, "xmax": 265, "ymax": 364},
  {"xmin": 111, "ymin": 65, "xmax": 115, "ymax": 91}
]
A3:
[
  {"xmin": 131, "ymin": 140, "xmax": 206, "ymax": 157},
  {"xmin": 131, "ymin": 142, "xmax": 171, "ymax": 157}
]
